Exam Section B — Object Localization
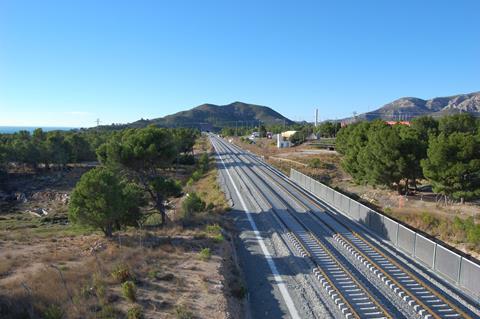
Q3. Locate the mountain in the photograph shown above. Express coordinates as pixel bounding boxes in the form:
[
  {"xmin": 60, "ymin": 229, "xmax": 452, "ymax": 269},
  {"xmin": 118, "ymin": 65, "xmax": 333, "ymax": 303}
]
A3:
[
  {"xmin": 126, "ymin": 101, "xmax": 294, "ymax": 131},
  {"xmin": 357, "ymin": 91, "xmax": 480, "ymax": 121}
]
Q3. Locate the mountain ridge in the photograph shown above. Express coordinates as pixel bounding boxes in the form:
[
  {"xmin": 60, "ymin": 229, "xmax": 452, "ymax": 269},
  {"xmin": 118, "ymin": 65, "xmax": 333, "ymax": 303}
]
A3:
[
  {"xmin": 100, "ymin": 101, "xmax": 294, "ymax": 131},
  {"xmin": 358, "ymin": 91, "xmax": 480, "ymax": 121}
]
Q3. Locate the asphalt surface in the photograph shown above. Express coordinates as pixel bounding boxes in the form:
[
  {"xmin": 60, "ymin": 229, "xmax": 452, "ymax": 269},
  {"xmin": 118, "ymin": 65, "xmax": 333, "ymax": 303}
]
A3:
[{"xmin": 210, "ymin": 134, "xmax": 480, "ymax": 319}]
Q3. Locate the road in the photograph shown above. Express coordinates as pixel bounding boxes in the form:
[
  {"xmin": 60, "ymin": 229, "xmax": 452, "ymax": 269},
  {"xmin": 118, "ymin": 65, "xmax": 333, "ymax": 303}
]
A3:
[{"xmin": 210, "ymin": 134, "xmax": 480, "ymax": 319}]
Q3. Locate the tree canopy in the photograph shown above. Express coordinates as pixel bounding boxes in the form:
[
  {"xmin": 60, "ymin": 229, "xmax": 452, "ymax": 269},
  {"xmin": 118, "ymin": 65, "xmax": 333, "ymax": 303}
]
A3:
[
  {"xmin": 69, "ymin": 167, "xmax": 146, "ymax": 237},
  {"xmin": 336, "ymin": 114, "xmax": 480, "ymax": 202}
]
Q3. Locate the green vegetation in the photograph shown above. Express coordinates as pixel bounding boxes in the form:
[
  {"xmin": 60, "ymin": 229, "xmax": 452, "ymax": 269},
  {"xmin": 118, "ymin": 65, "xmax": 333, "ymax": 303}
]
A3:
[
  {"xmin": 198, "ymin": 248, "xmax": 212, "ymax": 261},
  {"xmin": 181, "ymin": 192, "xmax": 206, "ymax": 220},
  {"xmin": 127, "ymin": 305, "xmax": 144, "ymax": 319},
  {"xmin": 66, "ymin": 126, "xmax": 198, "ymax": 237},
  {"xmin": 42, "ymin": 304, "xmax": 64, "ymax": 319},
  {"xmin": 336, "ymin": 114, "xmax": 480, "ymax": 202},
  {"xmin": 111, "ymin": 264, "xmax": 133, "ymax": 283},
  {"xmin": 0, "ymin": 129, "xmax": 110, "ymax": 171},
  {"xmin": 68, "ymin": 167, "xmax": 146, "ymax": 237},
  {"xmin": 121, "ymin": 281, "xmax": 137, "ymax": 302}
]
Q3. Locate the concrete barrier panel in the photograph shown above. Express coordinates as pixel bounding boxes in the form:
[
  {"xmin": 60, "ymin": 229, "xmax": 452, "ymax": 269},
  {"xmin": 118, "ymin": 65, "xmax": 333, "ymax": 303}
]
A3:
[
  {"xmin": 414, "ymin": 234, "xmax": 436, "ymax": 268},
  {"xmin": 358, "ymin": 205, "xmax": 370, "ymax": 226},
  {"xmin": 333, "ymin": 191, "xmax": 342, "ymax": 209},
  {"xmin": 348, "ymin": 201, "xmax": 360, "ymax": 221},
  {"xmin": 326, "ymin": 188, "xmax": 334, "ymax": 204},
  {"xmin": 435, "ymin": 245, "xmax": 461, "ymax": 283},
  {"xmin": 368, "ymin": 212, "xmax": 387, "ymax": 239},
  {"xmin": 460, "ymin": 258, "xmax": 480, "ymax": 298},
  {"xmin": 340, "ymin": 195, "xmax": 350, "ymax": 215},
  {"xmin": 383, "ymin": 217, "xmax": 399, "ymax": 245},
  {"xmin": 397, "ymin": 225, "xmax": 415, "ymax": 255},
  {"xmin": 313, "ymin": 180, "xmax": 320, "ymax": 198},
  {"xmin": 320, "ymin": 184, "xmax": 327, "ymax": 201}
]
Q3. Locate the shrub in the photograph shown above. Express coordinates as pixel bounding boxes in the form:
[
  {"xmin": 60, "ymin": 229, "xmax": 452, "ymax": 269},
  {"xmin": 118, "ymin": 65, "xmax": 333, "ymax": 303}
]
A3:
[
  {"xmin": 421, "ymin": 212, "xmax": 439, "ymax": 229},
  {"xmin": 181, "ymin": 192, "xmax": 206, "ymax": 219},
  {"xmin": 206, "ymin": 224, "xmax": 221, "ymax": 234},
  {"xmin": 121, "ymin": 281, "xmax": 137, "ymax": 302},
  {"xmin": 174, "ymin": 304, "xmax": 193, "ymax": 319},
  {"xmin": 93, "ymin": 272, "xmax": 107, "ymax": 302},
  {"xmin": 127, "ymin": 305, "xmax": 144, "ymax": 319},
  {"xmin": 198, "ymin": 153, "xmax": 210, "ymax": 173},
  {"xmin": 98, "ymin": 305, "xmax": 117, "ymax": 319},
  {"xmin": 43, "ymin": 304, "xmax": 64, "ymax": 319},
  {"xmin": 111, "ymin": 264, "xmax": 133, "ymax": 283},
  {"xmin": 198, "ymin": 248, "xmax": 211, "ymax": 261},
  {"xmin": 213, "ymin": 233, "xmax": 224, "ymax": 243},
  {"xmin": 308, "ymin": 158, "xmax": 322, "ymax": 168},
  {"xmin": 147, "ymin": 269, "xmax": 160, "ymax": 280},
  {"xmin": 191, "ymin": 170, "xmax": 203, "ymax": 182}
]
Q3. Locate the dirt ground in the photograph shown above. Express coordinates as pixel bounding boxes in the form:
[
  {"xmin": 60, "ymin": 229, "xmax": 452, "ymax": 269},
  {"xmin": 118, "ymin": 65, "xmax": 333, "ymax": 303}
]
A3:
[
  {"xmin": 0, "ymin": 138, "xmax": 245, "ymax": 319},
  {"xmin": 234, "ymin": 137, "xmax": 480, "ymax": 258}
]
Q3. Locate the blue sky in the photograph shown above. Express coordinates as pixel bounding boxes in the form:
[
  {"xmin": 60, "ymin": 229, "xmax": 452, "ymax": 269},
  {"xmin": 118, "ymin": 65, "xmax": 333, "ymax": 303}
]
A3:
[{"xmin": 1, "ymin": 0, "xmax": 479, "ymax": 127}]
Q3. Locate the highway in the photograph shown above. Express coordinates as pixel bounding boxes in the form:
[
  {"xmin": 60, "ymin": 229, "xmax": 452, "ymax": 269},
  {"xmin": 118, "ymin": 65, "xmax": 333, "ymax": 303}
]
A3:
[{"xmin": 209, "ymin": 134, "xmax": 480, "ymax": 319}]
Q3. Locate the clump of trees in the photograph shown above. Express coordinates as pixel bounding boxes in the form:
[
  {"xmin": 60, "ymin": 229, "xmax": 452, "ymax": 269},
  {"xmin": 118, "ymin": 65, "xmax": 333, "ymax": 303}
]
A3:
[
  {"xmin": 336, "ymin": 114, "xmax": 480, "ymax": 203},
  {"xmin": 0, "ymin": 128, "xmax": 110, "ymax": 171},
  {"xmin": 68, "ymin": 126, "xmax": 199, "ymax": 236}
]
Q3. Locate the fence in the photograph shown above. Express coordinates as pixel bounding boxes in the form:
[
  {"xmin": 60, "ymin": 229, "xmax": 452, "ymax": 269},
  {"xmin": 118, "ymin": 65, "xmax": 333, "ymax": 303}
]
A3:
[{"xmin": 290, "ymin": 168, "xmax": 480, "ymax": 301}]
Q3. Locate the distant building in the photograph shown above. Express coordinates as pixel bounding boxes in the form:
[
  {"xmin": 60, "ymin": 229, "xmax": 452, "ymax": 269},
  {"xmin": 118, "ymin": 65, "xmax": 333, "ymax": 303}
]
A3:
[
  {"xmin": 305, "ymin": 133, "xmax": 319, "ymax": 141},
  {"xmin": 280, "ymin": 130, "xmax": 297, "ymax": 139},
  {"xmin": 385, "ymin": 121, "xmax": 411, "ymax": 126},
  {"xmin": 276, "ymin": 130, "xmax": 297, "ymax": 148}
]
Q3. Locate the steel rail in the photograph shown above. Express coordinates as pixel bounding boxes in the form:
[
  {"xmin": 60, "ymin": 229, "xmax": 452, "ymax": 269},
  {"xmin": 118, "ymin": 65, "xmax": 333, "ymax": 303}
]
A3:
[
  {"xmin": 232, "ymin": 141, "xmax": 474, "ymax": 319},
  {"xmin": 213, "ymin": 136, "xmax": 392, "ymax": 319}
]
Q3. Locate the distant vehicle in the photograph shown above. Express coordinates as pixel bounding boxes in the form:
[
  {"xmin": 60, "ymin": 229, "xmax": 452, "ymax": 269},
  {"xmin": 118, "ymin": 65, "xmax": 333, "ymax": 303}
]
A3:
[
  {"xmin": 251, "ymin": 131, "xmax": 260, "ymax": 138},
  {"xmin": 266, "ymin": 132, "xmax": 272, "ymax": 139}
]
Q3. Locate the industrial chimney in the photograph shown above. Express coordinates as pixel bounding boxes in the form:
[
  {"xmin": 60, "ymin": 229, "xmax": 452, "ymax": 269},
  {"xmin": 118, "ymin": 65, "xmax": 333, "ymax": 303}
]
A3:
[{"xmin": 315, "ymin": 109, "xmax": 319, "ymax": 127}]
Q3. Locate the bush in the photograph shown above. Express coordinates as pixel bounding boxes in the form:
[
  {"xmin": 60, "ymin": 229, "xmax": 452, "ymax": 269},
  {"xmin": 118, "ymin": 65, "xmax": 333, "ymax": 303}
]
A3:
[
  {"xmin": 43, "ymin": 305, "xmax": 64, "ymax": 319},
  {"xmin": 206, "ymin": 224, "xmax": 221, "ymax": 235},
  {"xmin": 127, "ymin": 305, "xmax": 144, "ymax": 319},
  {"xmin": 421, "ymin": 212, "xmax": 439, "ymax": 229},
  {"xmin": 111, "ymin": 264, "xmax": 133, "ymax": 283},
  {"xmin": 121, "ymin": 281, "xmax": 137, "ymax": 302},
  {"xmin": 93, "ymin": 272, "xmax": 107, "ymax": 302},
  {"xmin": 308, "ymin": 158, "xmax": 322, "ymax": 168},
  {"xmin": 198, "ymin": 153, "xmax": 210, "ymax": 173},
  {"xmin": 212, "ymin": 233, "xmax": 224, "ymax": 243},
  {"xmin": 175, "ymin": 304, "xmax": 193, "ymax": 319},
  {"xmin": 181, "ymin": 192, "xmax": 206, "ymax": 219},
  {"xmin": 198, "ymin": 248, "xmax": 211, "ymax": 261},
  {"xmin": 190, "ymin": 170, "xmax": 203, "ymax": 182}
]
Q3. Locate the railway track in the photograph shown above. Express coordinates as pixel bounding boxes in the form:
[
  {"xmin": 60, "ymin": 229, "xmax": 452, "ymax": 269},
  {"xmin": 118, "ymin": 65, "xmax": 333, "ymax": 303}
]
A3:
[
  {"xmin": 219, "ymin": 136, "xmax": 476, "ymax": 319},
  {"xmin": 212, "ymin": 137, "xmax": 394, "ymax": 318}
]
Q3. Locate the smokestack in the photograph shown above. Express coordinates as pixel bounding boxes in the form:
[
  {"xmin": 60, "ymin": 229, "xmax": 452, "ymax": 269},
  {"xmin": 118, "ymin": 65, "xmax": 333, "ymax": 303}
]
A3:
[{"xmin": 315, "ymin": 109, "xmax": 319, "ymax": 127}]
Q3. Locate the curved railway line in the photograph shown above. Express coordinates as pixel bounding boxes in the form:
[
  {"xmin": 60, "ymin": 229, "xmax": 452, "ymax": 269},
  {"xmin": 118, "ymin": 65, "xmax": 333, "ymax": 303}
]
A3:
[{"xmin": 211, "ymin": 134, "xmax": 479, "ymax": 319}]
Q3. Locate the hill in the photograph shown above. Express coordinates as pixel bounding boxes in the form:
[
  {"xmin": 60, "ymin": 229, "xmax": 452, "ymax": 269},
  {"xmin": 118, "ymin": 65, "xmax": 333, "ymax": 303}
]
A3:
[
  {"xmin": 357, "ymin": 91, "xmax": 480, "ymax": 121},
  {"xmin": 102, "ymin": 102, "xmax": 294, "ymax": 131}
]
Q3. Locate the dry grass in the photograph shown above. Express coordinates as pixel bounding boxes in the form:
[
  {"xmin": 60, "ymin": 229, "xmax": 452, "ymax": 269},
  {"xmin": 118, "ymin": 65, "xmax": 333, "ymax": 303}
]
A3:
[{"xmin": 0, "ymin": 136, "xmax": 242, "ymax": 319}]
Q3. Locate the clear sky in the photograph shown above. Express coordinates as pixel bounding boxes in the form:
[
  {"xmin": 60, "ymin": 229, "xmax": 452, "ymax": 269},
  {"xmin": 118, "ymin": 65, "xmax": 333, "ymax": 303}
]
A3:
[{"xmin": 1, "ymin": 0, "xmax": 479, "ymax": 127}]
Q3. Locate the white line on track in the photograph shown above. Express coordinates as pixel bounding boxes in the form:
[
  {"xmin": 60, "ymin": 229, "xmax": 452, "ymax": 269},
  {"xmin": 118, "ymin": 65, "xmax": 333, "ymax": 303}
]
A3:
[{"xmin": 211, "ymin": 137, "xmax": 301, "ymax": 319}]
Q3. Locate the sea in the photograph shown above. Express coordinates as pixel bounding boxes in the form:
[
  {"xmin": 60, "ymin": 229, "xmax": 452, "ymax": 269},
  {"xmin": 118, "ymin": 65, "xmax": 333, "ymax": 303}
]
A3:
[{"xmin": 0, "ymin": 126, "xmax": 78, "ymax": 134}]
